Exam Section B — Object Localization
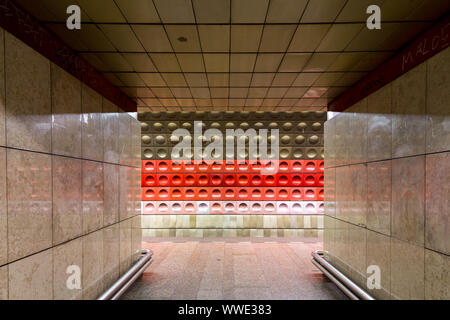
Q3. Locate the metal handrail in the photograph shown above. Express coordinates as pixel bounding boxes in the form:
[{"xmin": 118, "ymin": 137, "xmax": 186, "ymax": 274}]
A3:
[
  {"xmin": 311, "ymin": 250, "xmax": 375, "ymax": 300},
  {"xmin": 98, "ymin": 249, "xmax": 153, "ymax": 300}
]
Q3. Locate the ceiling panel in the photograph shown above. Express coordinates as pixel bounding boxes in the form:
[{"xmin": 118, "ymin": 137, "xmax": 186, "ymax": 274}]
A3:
[
  {"xmin": 301, "ymin": 0, "xmax": 347, "ymax": 23},
  {"xmin": 230, "ymin": 54, "xmax": 257, "ymax": 72},
  {"xmin": 231, "ymin": 25, "xmax": 263, "ymax": 52},
  {"xmin": 114, "ymin": 0, "xmax": 160, "ymax": 23},
  {"xmin": 153, "ymin": 0, "xmax": 195, "ymax": 23},
  {"xmin": 149, "ymin": 53, "xmax": 181, "ymax": 72},
  {"xmin": 184, "ymin": 73, "xmax": 208, "ymax": 86},
  {"xmin": 288, "ymin": 24, "xmax": 331, "ymax": 52},
  {"xmin": 203, "ymin": 54, "xmax": 229, "ymax": 72},
  {"xmin": 193, "ymin": 0, "xmax": 230, "ymax": 23},
  {"xmin": 259, "ymin": 25, "xmax": 296, "ymax": 52},
  {"xmin": 231, "ymin": 0, "xmax": 269, "ymax": 23},
  {"xmin": 166, "ymin": 25, "xmax": 202, "ymax": 52},
  {"xmin": 20, "ymin": 0, "xmax": 446, "ymax": 112},
  {"xmin": 278, "ymin": 53, "xmax": 311, "ymax": 72},
  {"xmin": 99, "ymin": 24, "xmax": 145, "ymax": 52},
  {"xmin": 122, "ymin": 54, "xmax": 157, "ymax": 72},
  {"xmin": 132, "ymin": 25, "xmax": 173, "ymax": 52},
  {"xmin": 177, "ymin": 54, "xmax": 205, "ymax": 72},
  {"xmin": 139, "ymin": 73, "xmax": 166, "ymax": 87},
  {"xmin": 161, "ymin": 73, "xmax": 188, "ymax": 86},
  {"xmin": 316, "ymin": 24, "xmax": 364, "ymax": 52},
  {"xmin": 76, "ymin": 0, "xmax": 125, "ymax": 22},
  {"xmin": 266, "ymin": 0, "xmax": 308, "ymax": 23},
  {"xmin": 207, "ymin": 73, "xmax": 229, "ymax": 87},
  {"xmin": 198, "ymin": 25, "xmax": 230, "ymax": 52},
  {"xmin": 254, "ymin": 54, "xmax": 284, "ymax": 72}
]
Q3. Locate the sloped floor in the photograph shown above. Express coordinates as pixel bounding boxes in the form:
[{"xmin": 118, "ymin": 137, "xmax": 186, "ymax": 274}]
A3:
[{"xmin": 121, "ymin": 238, "xmax": 347, "ymax": 300}]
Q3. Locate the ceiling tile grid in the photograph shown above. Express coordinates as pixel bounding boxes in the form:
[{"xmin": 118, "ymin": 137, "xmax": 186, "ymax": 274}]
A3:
[{"xmin": 18, "ymin": 0, "xmax": 450, "ymax": 111}]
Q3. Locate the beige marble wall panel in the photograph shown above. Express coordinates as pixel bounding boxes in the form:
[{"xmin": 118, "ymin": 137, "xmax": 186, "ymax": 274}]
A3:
[
  {"xmin": 324, "ymin": 117, "xmax": 335, "ymax": 168},
  {"xmin": 5, "ymin": 32, "xmax": 51, "ymax": 153},
  {"xmin": 82, "ymin": 160, "xmax": 104, "ymax": 234},
  {"xmin": 367, "ymin": 160, "xmax": 391, "ymax": 236},
  {"xmin": 426, "ymin": 47, "xmax": 450, "ymax": 153},
  {"xmin": 82, "ymin": 84, "xmax": 103, "ymax": 162},
  {"xmin": 102, "ymin": 99, "xmax": 120, "ymax": 164},
  {"xmin": 0, "ymin": 148, "xmax": 6, "ymax": 265},
  {"xmin": 392, "ymin": 156, "xmax": 425, "ymax": 246},
  {"xmin": 390, "ymin": 238, "xmax": 424, "ymax": 300},
  {"xmin": 103, "ymin": 163, "xmax": 119, "ymax": 226},
  {"xmin": 425, "ymin": 249, "xmax": 449, "ymax": 300},
  {"xmin": 53, "ymin": 238, "xmax": 82, "ymax": 300},
  {"xmin": 51, "ymin": 64, "xmax": 82, "ymax": 157},
  {"xmin": 335, "ymin": 165, "xmax": 350, "ymax": 222},
  {"xmin": 347, "ymin": 163, "xmax": 367, "ymax": 226},
  {"xmin": 131, "ymin": 215, "xmax": 142, "ymax": 263},
  {"xmin": 7, "ymin": 149, "xmax": 52, "ymax": 261},
  {"xmin": 0, "ymin": 30, "xmax": 5, "ymax": 146},
  {"xmin": 366, "ymin": 230, "xmax": 391, "ymax": 300},
  {"xmin": 82, "ymin": 230, "xmax": 104, "ymax": 300},
  {"xmin": 53, "ymin": 156, "xmax": 82, "ymax": 245},
  {"xmin": 119, "ymin": 219, "xmax": 132, "ymax": 275},
  {"xmin": 0, "ymin": 265, "xmax": 7, "ymax": 300},
  {"xmin": 103, "ymin": 224, "xmax": 120, "ymax": 290},
  {"xmin": 367, "ymin": 84, "xmax": 392, "ymax": 162},
  {"xmin": 348, "ymin": 100, "xmax": 368, "ymax": 164},
  {"xmin": 392, "ymin": 64, "xmax": 426, "ymax": 158},
  {"xmin": 425, "ymin": 152, "xmax": 449, "ymax": 255},
  {"xmin": 9, "ymin": 249, "xmax": 53, "ymax": 300},
  {"xmin": 119, "ymin": 112, "xmax": 132, "ymax": 166}
]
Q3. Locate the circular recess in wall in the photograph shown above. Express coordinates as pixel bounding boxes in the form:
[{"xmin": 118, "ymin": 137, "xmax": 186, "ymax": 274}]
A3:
[
  {"xmin": 278, "ymin": 203, "xmax": 288, "ymax": 213},
  {"xmin": 141, "ymin": 122, "xmax": 149, "ymax": 132},
  {"xmin": 300, "ymin": 111, "xmax": 310, "ymax": 118},
  {"xmin": 305, "ymin": 175, "xmax": 315, "ymax": 185},
  {"xmin": 279, "ymin": 148, "xmax": 290, "ymax": 158},
  {"xmin": 171, "ymin": 189, "xmax": 182, "ymax": 198},
  {"xmin": 297, "ymin": 122, "xmax": 307, "ymax": 131},
  {"xmin": 144, "ymin": 161, "xmax": 155, "ymax": 171},
  {"xmin": 157, "ymin": 149, "xmax": 167, "ymax": 158},
  {"xmin": 172, "ymin": 203, "xmax": 182, "ymax": 212},
  {"xmin": 150, "ymin": 111, "xmax": 162, "ymax": 119},
  {"xmin": 265, "ymin": 203, "xmax": 275, "ymax": 212},
  {"xmin": 166, "ymin": 111, "xmax": 177, "ymax": 119},
  {"xmin": 306, "ymin": 148, "xmax": 318, "ymax": 159},
  {"xmin": 224, "ymin": 111, "xmax": 235, "ymax": 119},
  {"xmin": 319, "ymin": 203, "xmax": 324, "ymax": 213},
  {"xmin": 225, "ymin": 122, "xmax": 235, "ymax": 129},
  {"xmin": 265, "ymin": 188, "xmax": 275, "ymax": 197},
  {"xmin": 199, "ymin": 189, "xmax": 208, "ymax": 197},
  {"xmin": 210, "ymin": 122, "xmax": 221, "ymax": 129},
  {"xmin": 279, "ymin": 161, "xmax": 288, "ymax": 171},
  {"xmin": 312, "ymin": 122, "xmax": 322, "ymax": 131},
  {"xmin": 292, "ymin": 175, "xmax": 301, "ymax": 186},
  {"xmin": 143, "ymin": 149, "xmax": 154, "ymax": 159},
  {"xmin": 225, "ymin": 202, "xmax": 235, "ymax": 211},
  {"xmin": 185, "ymin": 202, "xmax": 195, "ymax": 212},
  {"xmin": 195, "ymin": 111, "xmax": 206, "ymax": 118},
  {"xmin": 308, "ymin": 135, "xmax": 320, "ymax": 145},
  {"xmin": 305, "ymin": 161, "xmax": 315, "ymax": 171},
  {"xmin": 210, "ymin": 111, "xmax": 222, "ymax": 119},
  {"xmin": 292, "ymin": 203, "xmax": 302, "ymax": 213},
  {"xmin": 180, "ymin": 111, "xmax": 191, "ymax": 119},
  {"xmin": 240, "ymin": 122, "xmax": 250, "ymax": 129},
  {"xmin": 240, "ymin": 111, "xmax": 250, "ymax": 119},
  {"xmin": 142, "ymin": 135, "xmax": 152, "ymax": 145},
  {"xmin": 212, "ymin": 202, "xmax": 221, "ymax": 210},
  {"xmin": 211, "ymin": 175, "xmax": 222, "ymax": 185},
  {"xmin": 172, "ymin": 175, "xmax": 182, "ymax": 185},
  {"xmin": 278, "ymin": 189, "xmax": 288, "ymax": 198},
  {"xmin": 321, "ymin": 148, "xmax": 325, "ymax": 159},
  {"xmin": 251, "ymin": 175, "xmax": 261, "ymax": 186},
  {"xmin": 295, "ymin": 135, "xmax": 305, "ymax": 145},
  {"xmin": 185, "ymin": 189, "xmax": 195, "ymax": 198},
  {"xmin": 291, "ymin": 189, "xmax": 302, "ymax": 200},
  {"xmin": 238, "ymin": 175, "xmax": 248, "ymax": 185},
  {"xmin": 255, "ymin": 111, "xmax": 265, "ymax": 119},
  {"xmin": 185, "ymin": 175, "xmax": 195, "ymax": 185},
  {"xmin": 198, "ymin": 175, "xmax": 209, "ymax": 185},
  {"xmin": 315, "ymin": 111, "xmax": 326, "ymax": 119},
  {"xmin": 198, "ymin": 202, "xmax": 208, "ymax": 211},
  {"xmin": 238, "ymin": 203, "xmax": 248, "ymax": 212},
  {"xmin": 145, "ymin": 175, "xmax": 155, "ymax": 185},
  {"xmin": 158, "ymin": 175, "xmax": 169, "ymax": 186},
  {"xmin": 293, "ymin": 148, "xmax": 303, "ymax": 158},
  {"xmin": 254, "ymin": 122, "xmax": 264, "ymax": 129},
  {"xmin": 268, "ymin": 122, "xmax": 278, "ymax": 129},
  {"xmin": 305, "ymin": 203, "xmax": 315, "ymax": 212},
  {"xmin": 305, "ymin": 190, "xmax": 315, "ymax": 199},
  {"xmin": 282, "ymin": 122, "xmax": 293, "ymax": 131},
  {"xmin": 291, "ymin": 161, "xmax": 301, "ymax": 171},
  {"xmin": 211, "ymin": 189, "xmax": 221, "ymax": 198},
  {"xmin": 145, "ymin": 189, "xmax": 155, "ymax": 199},
  {"xmin": 155, "ymin": 135, "xmax": 166, "ymax": 145},
  {"xmin": 251, "ymin": 203, "xmax": 261, "ymax": 212},
  {"xmin": 144, "ymin": 202, "xmax": 155, "ymax": 213},
  {"xmin": 252, "ymin": 189, "xmax": 261, "ymax": 197},
  {"xmin": 225, "ymin": 175, "xmax": 236, "ymax": 185},
  {"xmin": 153, "ymin": 122, "xmax": 163, "ymax": 131},
  {"xmin": 279, "ymin": 175, "xmax": 289, "ymax": 184},
  {"xmin": 182, "ymin": 122, "xmax": 192, "ymax": 130},
  {"xmin": 167, "ymin": 122, "xmax": 178, "ymax": 131},
  {"xmin": 281, "ymin": 135, "xmax": 291, "ymax": 145}
]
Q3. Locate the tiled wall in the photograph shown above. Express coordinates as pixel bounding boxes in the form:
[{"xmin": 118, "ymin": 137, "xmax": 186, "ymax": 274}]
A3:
[
  {"xmin": 140, "ymin": 111, "xmax": 325, "ymax": 238},
  {"xmin": 0, "ymin": 28, "xmax": 142, "ymax": 300},
  {"xmin": 323, "ymin": 47, "xmax": 449, "ymax": 300}
]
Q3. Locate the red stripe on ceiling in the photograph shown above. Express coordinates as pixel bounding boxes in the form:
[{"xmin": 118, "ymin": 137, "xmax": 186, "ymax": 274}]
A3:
[
  {"xmin": 329, "ymin": 12, "xmax": 450, "ymax": 112},
  {"xmin": 0, "ymin": 0, "xmax": 137, "ymax": 112}
]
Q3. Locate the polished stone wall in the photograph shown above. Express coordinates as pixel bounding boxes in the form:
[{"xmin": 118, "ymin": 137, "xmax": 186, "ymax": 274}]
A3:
[
  {"xmin": 323, "ymin": 47, "xmax": 449, "ymax": 300},
  {"xmin": 0, "ymin": 29, "xmax": 142, "ymax": 300}
]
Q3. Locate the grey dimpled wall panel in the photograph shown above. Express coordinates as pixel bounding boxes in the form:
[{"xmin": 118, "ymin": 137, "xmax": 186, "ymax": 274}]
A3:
[{"xmin": 140, "ymin": 111, "xmax": 326, "ymax": 160}]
